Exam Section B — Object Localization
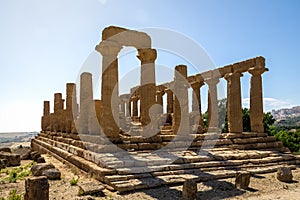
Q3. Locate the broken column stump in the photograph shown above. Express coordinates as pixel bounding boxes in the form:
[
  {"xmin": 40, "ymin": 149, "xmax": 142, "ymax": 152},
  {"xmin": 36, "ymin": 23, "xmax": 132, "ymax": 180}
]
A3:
[
  {"xmin": 277, "ymin": 167, "xmax": 293, "ymax": 183},
  {"xmin": 235, "ymin": 171, "xmax": 251, "ymax": 189},
  {"xmin": 24, "ymin": 176, "xmax": 49, "ymax": 200},
  {"xmin": 182, "ymin": 179, "xmax": 197, "ymax": 200}
]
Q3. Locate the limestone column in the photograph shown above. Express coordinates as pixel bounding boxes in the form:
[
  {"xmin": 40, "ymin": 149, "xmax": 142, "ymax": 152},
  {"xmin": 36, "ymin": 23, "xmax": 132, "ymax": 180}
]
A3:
[
  {"xmin": 120, "ymin": 100, "xmax": 125, "ymax": 114},
  {"xmin": 156, "ymin": 90, "xmax": 165, "ymax": 114},
  {"xmin": 225, "ymin": 72, "xmax": 243, "ymax": 133},
  {"xmin": 96, "ymin": 40, "xmax": 122, "ymax": 138},
  {"xmin": 65, "ymin": 83, "xmax": 77, "ymax": 133},
  {"xmin": 165, "ymin": 89, "xmax": 173, "ymax": 114},
  {"xmin": 191, "ymin": 82, "xmax": 204, "ymax": 127},
  {"xmin": 132, "ymin": 96, "xmax": 139, "ymax": 118},
  {"xmin": 249, "ymin": 67, "xmax": 268, "ymax": 133},
  {"xmin": 128, "ymin": 99, "xmax": 132, "ymax": 117},
  {"xmin": 137, "ymin": 48, "xmax": 157, "ymax": 126},
  {"xmin": 41, "ymin": 101, "xmax": 50, "ymax": 131},
  {"xmin": 79, "ymin": 72, "xmax": 93, "ymax": 134},
  {"xmin": 173, "ymin": 65, "xmax": 189, "ymax": 135},
  {"xmin": 205, "ymin": 78, "xmax": 219, "ymax": 131},
  {"xmin": 54, "ymin": 93, "xmax": 64, "ymax": 132}
]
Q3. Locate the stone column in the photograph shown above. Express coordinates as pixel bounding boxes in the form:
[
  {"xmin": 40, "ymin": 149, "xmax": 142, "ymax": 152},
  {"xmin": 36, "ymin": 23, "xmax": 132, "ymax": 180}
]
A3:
[
  {"xmin": 41, "ymin": 101, "xmax": 50, "ymax": 131},
  {"xmin": 249, "ymin": 67, "xmax": 268, "ymax": 133},
  {"xmin": 173, "ymin": 65, "xmax": 189, "ymax": 135},
  {"xmin": 137, "ymin": 48, "xmax": 157, "ymax": 126},
  {"xmin": 120, "ymin": 100, "xmax": 125, "ymax": 114},
  {"xmin": 191, "ymin": 82, "xmax": 204, "ymax": 127},
  {"xmin": 96, "ymin": 40, "xmax": 122, "ymax": 139},
  {"xmin": 128, "ymin": 99, "xmax": 132, "ymax": 117},
  {"xmin": 131, "ymin": 96, "xmax": 139, "ymax": 118},
  {"xmin": 156, "ymin": 90, "xmax": 165, "ymax": 114},
  {"xmin": 65, "ymin": 83, "xmax": 77, "ymax": 133},
  {"xmin": 89, "ymin": 100, "xmax": 101, "ymax": 135},
  {"xmin": 205, "ymin": 78, "xmax": 219, "ymax": 131},
  {"xmin": 165, "ymin": 89, "xmax": 173, "ymax": 114},
  {"xmin": 225, "ymin": 72, "xmax": 243, "ymax": 133},
  {"xmin": 79, "ymin": 72, "xmax": 93, "ymax": 134},
  {"xmin": 54, "ymin": 93, "xmax": 64, "ymax": 132}
]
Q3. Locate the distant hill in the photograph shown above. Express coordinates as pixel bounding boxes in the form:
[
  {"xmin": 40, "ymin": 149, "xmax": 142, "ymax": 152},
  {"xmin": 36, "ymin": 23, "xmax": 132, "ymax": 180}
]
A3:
[
  {"xmin": 272, "ymin": 106, "xmax": 300, "ymax": 120},
  {"xmin": 0, "ymin": 132, "xmax": 38, "ymax": 145}
]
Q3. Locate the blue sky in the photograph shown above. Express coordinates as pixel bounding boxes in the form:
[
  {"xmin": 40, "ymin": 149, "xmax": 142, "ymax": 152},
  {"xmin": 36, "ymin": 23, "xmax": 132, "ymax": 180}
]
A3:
[{"xmin": 0, "ymin": 0, "xmax": 299, "ymax": 132}]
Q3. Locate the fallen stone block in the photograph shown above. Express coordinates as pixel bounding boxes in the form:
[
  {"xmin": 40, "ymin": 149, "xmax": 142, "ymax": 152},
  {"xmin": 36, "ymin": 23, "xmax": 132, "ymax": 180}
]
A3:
[
  {"xmin": 37, "ymin": 157, "xmax": 46, "ymax": 163},
  {"xmin": 0, "ymin": 152, "xmax": 21, "ymax": 166},
  {"xmin": 0, "ymin": 159, "xmax": 8, "ymax": 169},
  {"xmin": 13, "ymin": 146, "xmax": 31, "ymax": 160},
  {"xmin": 42, "ymin": 168, "xmax": 61, "ymax": 180},
  {"xmin": 24, "ymin": 176, "xmax": 49, "ymax": 200},
  {"xmin": 30, "ymin": 151, "xmax": 41, "ymax": 162},
  {"xmin": 31, "ymin": 163, "xmax": 55, "ymax": 176},
  {"xmin": 78, "ymin": 182, "xmax": 105, "ymax": 196},
  {"xmin": 277, "ymin": 167, "xmax": 293, "ymax": 183},
  {"xmin": 182, "ymin": 179, "xmax": 197, "ymax": 200},
  {"xmin": 0, "ymin": 147, "xmax": 12, "ymax": 153},
  {"xmin": 235, "ymin": 171, "xmax": 251, "ymax": 189}
]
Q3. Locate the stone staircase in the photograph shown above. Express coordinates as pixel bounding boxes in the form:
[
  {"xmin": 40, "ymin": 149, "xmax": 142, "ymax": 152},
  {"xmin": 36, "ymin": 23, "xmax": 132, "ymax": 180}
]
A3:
[{"xmin": 31, "ymin": 129, "xmax": 300, "ymax": 192}]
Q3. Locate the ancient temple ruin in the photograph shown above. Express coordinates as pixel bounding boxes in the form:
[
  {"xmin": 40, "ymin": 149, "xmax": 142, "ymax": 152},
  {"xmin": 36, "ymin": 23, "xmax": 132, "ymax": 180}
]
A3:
[{"xmin": 34, "ymin": 26, "xmax": 299, "ymax": 192}]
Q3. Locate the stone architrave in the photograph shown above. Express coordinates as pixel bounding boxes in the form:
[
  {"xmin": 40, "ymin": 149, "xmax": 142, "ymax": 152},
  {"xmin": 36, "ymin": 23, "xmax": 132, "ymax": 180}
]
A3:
[
  {"xmin": 173, "ymin": 65, "xmax": 189, "ymax": 135},
  {"xmin": 137, "ymin": 48, "xmax": 157, "ymax": 126},
  {"xmin": 96, "ymin": 40, "xmax": 122, "ymax": 138},
  {"xmin": 248, "ymin": 67, "xmax": 268, "ymax": 133},
  {"xmin": 205, "ymin": 77, "xmax": 220, "ymax": 131},
  {"xmin": 165, "ymin": 89, "xmax": 173, "ymax": 114},
  {"xmin": 79, "ymin": 72, "xmax": 93, "ymax": 134},
  {"xmin": 225, "ymin": 72, "xmax": 243, "ymax": 133},
  {"xmin": 156, "ymin": 90, "xmax": 165, "ymax": 114}
]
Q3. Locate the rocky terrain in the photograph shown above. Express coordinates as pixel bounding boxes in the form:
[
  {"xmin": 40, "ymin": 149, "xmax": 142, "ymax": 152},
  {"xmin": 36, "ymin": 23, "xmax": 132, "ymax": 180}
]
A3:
[{"xmin": 0, "ymin": 142, "xmax": 300, "ymax": 200}]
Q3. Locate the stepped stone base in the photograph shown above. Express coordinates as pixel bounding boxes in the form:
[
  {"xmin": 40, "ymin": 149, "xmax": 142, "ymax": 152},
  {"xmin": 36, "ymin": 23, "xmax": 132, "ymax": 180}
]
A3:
[{"xmin": 31, "ymin": 130, "xmax": 300, "ymax": 192}]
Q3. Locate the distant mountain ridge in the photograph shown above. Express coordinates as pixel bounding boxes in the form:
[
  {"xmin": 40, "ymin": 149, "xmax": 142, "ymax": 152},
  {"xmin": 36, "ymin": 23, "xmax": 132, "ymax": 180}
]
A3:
[{"xmin": 0, "ymin": 131, "xmax": 38, "ymax": 144}]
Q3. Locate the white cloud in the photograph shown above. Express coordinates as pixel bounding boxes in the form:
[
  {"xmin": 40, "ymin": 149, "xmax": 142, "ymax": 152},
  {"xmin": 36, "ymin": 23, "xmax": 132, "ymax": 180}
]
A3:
[{"xmin": 242, "ymin": 97, "xmax": 297, "ymax": 112}]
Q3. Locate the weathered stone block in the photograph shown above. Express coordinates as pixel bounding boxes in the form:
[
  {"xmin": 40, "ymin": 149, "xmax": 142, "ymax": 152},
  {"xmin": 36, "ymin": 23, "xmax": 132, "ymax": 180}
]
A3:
[
  {"xmin": 235, "ymin": 171, "xmax": 251, "ymax": 189},
  {"xmin": 25, "ymin": 176, "xmax": 49, "ymax": 200},
  {"xmin": 42, "ymin": 168, "xmax": 61, "ymax": 180},
  {"xmin": 182, "ymin": 179, "xmax": 197, "ymax": 200},
  {"xmin": 277, "ymin": 167, "xmax": 293, "ymax": 183},
  {"xmin": 0, "ymin": 152, "xmax": 20, "ymax": 166},
  {"xmin": 31, "ymin": 163, "xmax": 55, "ymax": 176},
  {"xmin": 78, "ymin": 182, "xmax": 105, "ymax": 196}
]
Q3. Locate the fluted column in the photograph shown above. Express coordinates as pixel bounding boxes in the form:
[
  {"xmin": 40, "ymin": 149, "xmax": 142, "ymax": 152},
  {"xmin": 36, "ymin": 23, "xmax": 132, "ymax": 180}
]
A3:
[
  {"xmin": 96, "ymin": 40, "xmax": 122, "ymax": 138},
  {"xmin": 132, "ymin": 96, "xmax": 139, "ymax": 118},
  {"xmin": 191, "ymin": 81, "xmax": 204, "ymax": 127},
  {"xmin": 249, "ymin": 67, "xmax": 268, "ymax": 133},
  {"xmin": 156, "ymin": 90, "xmax": 165, "ymax": 114},
  {"xmin": 173, "ymin": 65, "xmax": 189, "ymax": 135},
  {"xmin": 225, "ymin": 72, "xmax": 243, "ymax": 133},
  {"xmin": 165, "ymin": 89, "xmax": 173, "ymax": 114},
  {"xmin": 65, "ymin": 83, "xmax": 77, "ymax": 133},
  {"xmin": 79, "ymin": 72, "xmax": 93, "ymax": 134},
  {"xmin": 137, "ymin": 48, "xmax": 157, "ymax": 126},
  {"xmin": 54, "ymin": 93, "xmax": 64, "ymax": 132},
  {"xmin": 41, "ymin": 101, "xmax": 50, "ymax": 131},
  {"xmin": 205, "ymin": 78, "xmax": 219, "ymax": 131}
]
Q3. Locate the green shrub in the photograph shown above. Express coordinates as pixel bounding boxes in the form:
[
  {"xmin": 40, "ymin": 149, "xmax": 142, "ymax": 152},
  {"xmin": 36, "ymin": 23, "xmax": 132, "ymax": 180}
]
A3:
[
  {"xmin": 8, "ymin": 171, "xmax": 17, "ymax": 183},
  {"xmin": 7, "ymin": 189, "xmax": 22, "ymax": 200},
  {"xmin": 70, "ymin": 177, "xmax": 79, "ymax": 186}
]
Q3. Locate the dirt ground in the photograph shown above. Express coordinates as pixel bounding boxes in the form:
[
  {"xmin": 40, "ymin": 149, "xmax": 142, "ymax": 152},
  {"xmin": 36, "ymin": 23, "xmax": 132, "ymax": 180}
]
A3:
[{"xmin": 0, "ymin": 153, "xmax": 300, "ymax": 200}]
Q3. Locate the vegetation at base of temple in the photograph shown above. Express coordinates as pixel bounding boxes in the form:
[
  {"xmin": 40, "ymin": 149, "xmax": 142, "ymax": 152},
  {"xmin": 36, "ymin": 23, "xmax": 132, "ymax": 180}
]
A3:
[
  {"xmin": 0, "ymin": 161, "xmax": 36, "ymax": 184},
  {"xmin": 0, "ymin": 189, "xmax": 22, "ymax": 200},
  {"xmin": 203, "ymin": 98, "xmax": 300, "ymax": 153},
  {"xmin": 70, "ymin": 177, "xmax": 79, "ymax": 186}
]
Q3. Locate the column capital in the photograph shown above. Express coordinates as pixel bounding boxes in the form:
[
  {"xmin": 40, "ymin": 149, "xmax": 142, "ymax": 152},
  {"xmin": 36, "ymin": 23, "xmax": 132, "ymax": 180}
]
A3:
[
  {"xmin": 156, "ymin": 90, "xmax": 165, "ymax": 96},
  {"xmin": 224, "ymin": 72, "xmax": 243, "ymax": 81},
  {"xmin": 137, "ymin": 48, "xmax": 157, "ymax": 63},
  {"xmin": 191, "ymin": 81, "xmax": 204, "ymax": 90},
  {"xmin": 205, "ymin": 77, "xmax": 220, "ymax": 86},
  {"xmin": 248, "ymin": 67, "xmax": 269, "ymax": 76},
  {"xmin": 165, "ymin": 88, "xmax": 173, "ymax": 94},
  {"xmin": 95, "ymin": 40, "xmax": 122, "ymax": 56}
]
